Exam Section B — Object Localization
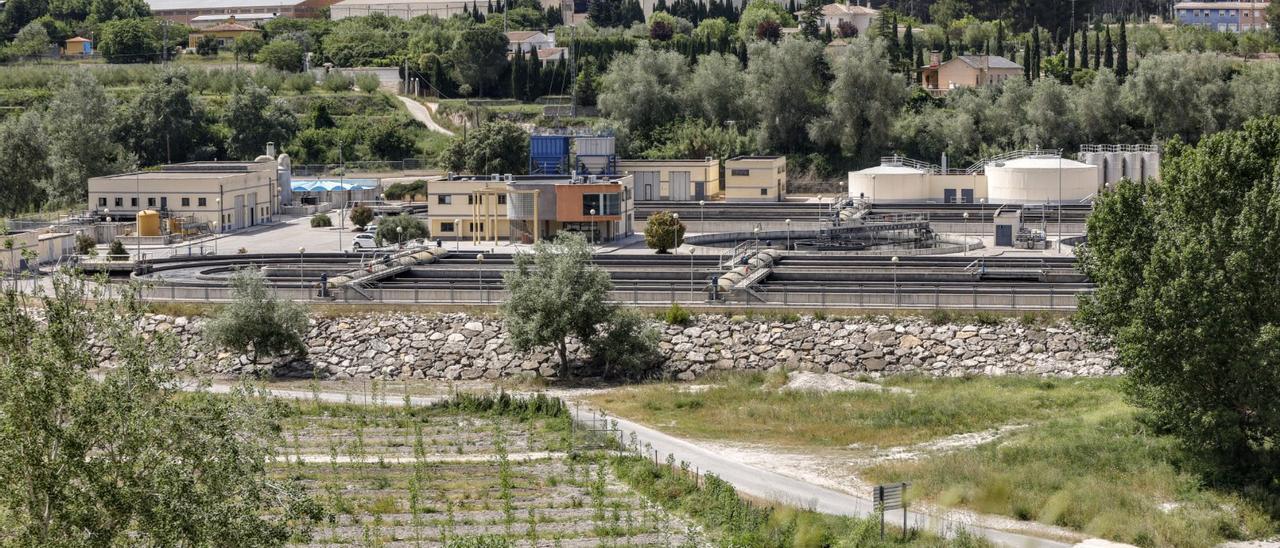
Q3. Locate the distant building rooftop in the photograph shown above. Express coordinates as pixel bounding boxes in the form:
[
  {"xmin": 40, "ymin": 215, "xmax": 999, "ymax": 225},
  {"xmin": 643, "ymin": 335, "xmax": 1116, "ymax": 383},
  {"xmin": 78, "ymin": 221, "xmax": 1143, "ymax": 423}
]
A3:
[{"xmin": 148, "ymin": 0, "xmax": 307, "ymax": 9}]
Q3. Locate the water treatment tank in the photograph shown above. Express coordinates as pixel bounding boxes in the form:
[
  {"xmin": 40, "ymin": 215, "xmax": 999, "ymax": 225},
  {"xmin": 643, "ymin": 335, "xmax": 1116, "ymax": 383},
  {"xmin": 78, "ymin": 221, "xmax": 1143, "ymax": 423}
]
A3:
[
  {"xmin": 848, "ymin": 163, "xmax": 928, "ymax": 202},
  {"xmin": 986, "ymin": 156, "xmax": 1099, "ymax": 204},
  {"xmin": 136, "ymin": 210, "xmax": 161, "ymax": 237}
]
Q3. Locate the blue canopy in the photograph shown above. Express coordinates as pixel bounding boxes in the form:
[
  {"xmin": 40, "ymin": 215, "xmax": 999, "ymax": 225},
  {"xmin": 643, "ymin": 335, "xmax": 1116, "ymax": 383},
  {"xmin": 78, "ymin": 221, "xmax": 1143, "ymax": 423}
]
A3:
[{"xmin": 291, "ymin": 179, "xmax": 378, "ymax": 192}]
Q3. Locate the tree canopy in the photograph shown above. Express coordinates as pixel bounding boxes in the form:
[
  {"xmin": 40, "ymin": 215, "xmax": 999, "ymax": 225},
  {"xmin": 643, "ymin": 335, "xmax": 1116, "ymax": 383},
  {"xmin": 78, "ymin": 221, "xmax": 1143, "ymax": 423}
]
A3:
[{"xmin": 1079, "ymin": 116, "xmax": 1280, "ymax": 484}]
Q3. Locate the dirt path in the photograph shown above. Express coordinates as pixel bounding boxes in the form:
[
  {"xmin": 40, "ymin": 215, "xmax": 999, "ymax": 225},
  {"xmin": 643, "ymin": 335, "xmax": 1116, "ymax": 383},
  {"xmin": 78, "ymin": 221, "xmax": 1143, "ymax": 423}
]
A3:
[{"xmin": 396, "ymin": 95, "xmax": 455, "ymax": 137}]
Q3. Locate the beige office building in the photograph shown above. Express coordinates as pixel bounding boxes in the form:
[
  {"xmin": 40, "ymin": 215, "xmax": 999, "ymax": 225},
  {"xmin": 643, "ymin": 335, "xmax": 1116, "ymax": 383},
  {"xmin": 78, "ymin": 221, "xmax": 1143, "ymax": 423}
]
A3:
[
  {"xmin": 617, "ymin": 158, "xmax": 721, "ymax": 201},
  {"xmin": 88, "ymin": 161, "xmax": 280, "ymax": 232},
  {"xmin": 427, "ymin": 174, "xmax": 635, "ymax": 244},
  {"xmin": 723, "ymin": 156, "xmax": 787, "ymax": 202},
  {"xmin": 426, "ymin": 177, "xmax": 512, "ymax": 242}
]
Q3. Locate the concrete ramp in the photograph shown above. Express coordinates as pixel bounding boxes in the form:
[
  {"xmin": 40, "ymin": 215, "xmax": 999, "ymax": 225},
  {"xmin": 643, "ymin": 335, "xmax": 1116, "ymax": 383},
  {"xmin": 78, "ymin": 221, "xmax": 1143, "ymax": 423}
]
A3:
[{"xmin": 327, "ymin": 245, "xmax": 451, "ymax": 299}]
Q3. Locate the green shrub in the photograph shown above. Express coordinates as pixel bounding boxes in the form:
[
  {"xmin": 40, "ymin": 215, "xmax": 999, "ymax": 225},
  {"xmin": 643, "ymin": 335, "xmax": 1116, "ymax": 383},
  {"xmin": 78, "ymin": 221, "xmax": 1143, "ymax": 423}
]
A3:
[
  {"xmin": 107, "ymin": 240, "xmax": 127, "ymax": 260},
  {"xmin": 355, "ymin": 73, "xmax": 380, "ymax": 93},
  {"xmin": 374, "ymin": 214, "xmax": 428, "ymax": 246},
  {"xmin": 309, "ymin": 213, "xmax": 333, "ymax": 228},
  {"xmin": 284, "ymin": 73, "xmax": 313, "ymax": 94},
  {"xmin": 778, "ymin": 312, "xmax": 800, "ymax": 323},
  {"xmin": 812, "ymin": 310, "xmax": 827, "ymax": 321},
  {"xmin": 662, "ymin": 303, "xmax": 692, "ymax": 326},
  {"xmin": 322, "ymin": 71, "xmax": 354, "ymax": 93},
  {"xmin": 926, "ymin": 309, "xmax": 956, "ymax": 325},
  {"xmin": 973, "ymin": 311, "xmax": 1002, "ymax": 326},
  {"xmin": 75, "ymin": 234, "xmax": 97, "ymax": 255}
]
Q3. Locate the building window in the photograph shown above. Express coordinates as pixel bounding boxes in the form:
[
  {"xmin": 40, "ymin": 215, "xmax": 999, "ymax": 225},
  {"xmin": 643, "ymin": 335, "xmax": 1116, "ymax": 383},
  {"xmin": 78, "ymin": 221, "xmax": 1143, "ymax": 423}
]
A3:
[
  {"xmin": 181, "ymin": 197, "xmax": 190, "ymax": 207},
  {"xmin": 759, "ymin": 188, "xmax": 768, "ymax": 196},
  {"xmin": 114, "ymin": 197, "xmax": 123, "ymax": 207},
  {"xmin": 441, "ymin": 222, "xmax": 455, "ymax": 232},
  {"xmin": 437, "ymin": 195, "xmax": 452, "ymax": 205},
  {"xmin": 497, "ymin": 194, "xmax": 507, "ymax": 205},
  {"xmin": 130, "ymin": 197, "xmax": 138, "ymax": 207},
  {"xmin": 147, "ymin": 197, "xmax": 156, "ymax": 207},
  {"xmin": 468, "ymin": 222, "xmax": 484, "ymax": 232},
  {"xmin": 98, "ymin": 197, "xmax": 107, "ymax": 207},
  {"xmin": 730, "ymin": 169, "xmax": 750, "ymax": 177},
  {"xmin": 582, "ymin": 193, "xmax": 621, "ymax": 216},
  {"xmin": 198, "ymin": 198, "xmax": 207, "ymax": 207},
  {"xmin": 467, "ymin": 195, "xmax": 475, "ymax": 205}
]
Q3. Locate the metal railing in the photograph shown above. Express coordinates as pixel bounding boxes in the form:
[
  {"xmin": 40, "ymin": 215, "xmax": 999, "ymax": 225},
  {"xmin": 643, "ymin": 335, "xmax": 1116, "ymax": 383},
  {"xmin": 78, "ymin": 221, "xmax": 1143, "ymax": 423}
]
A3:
[{"xmin": 1080, "ymin": 144, "xmax": 1160, "ymax": 153}]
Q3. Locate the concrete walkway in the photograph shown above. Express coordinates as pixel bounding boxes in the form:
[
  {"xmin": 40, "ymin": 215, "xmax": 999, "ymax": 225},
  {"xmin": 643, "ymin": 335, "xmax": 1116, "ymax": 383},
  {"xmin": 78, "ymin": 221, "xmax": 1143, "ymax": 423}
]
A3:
[{"xmin": 397, "ymin": 95, "xmax": 455, "ymax": 137}]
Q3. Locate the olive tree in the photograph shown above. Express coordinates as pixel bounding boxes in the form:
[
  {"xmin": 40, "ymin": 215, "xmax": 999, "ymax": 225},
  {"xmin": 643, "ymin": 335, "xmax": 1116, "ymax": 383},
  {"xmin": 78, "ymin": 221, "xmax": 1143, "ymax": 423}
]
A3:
[
  {"xmin": 643, "ymin": 211, "xmax": 685, "ymax": 254},
  {"xmin": 374, "ymin": 214, "xmax": 428, "ymax": 246},
  {"xmin": 0, "ymin": 276, "xmax": 321, "ymax": 544},
  {"xmin": 1078, "ymin": 116, "xmax": 1280, "ymax": 484},
  {"xmin": 206, "ymin": 268, "xmax": 308, "ymax": 364},
  {"xmin": 501, "ymin": 233, "xmax": 616, "ymax": 378},
  {"xmin": 808, "ymin": 37, "xmax": 906, "ymax": 165},
  {"xmin": 349, "ymin": 204, "xmax": 374, "ymax": 229}
]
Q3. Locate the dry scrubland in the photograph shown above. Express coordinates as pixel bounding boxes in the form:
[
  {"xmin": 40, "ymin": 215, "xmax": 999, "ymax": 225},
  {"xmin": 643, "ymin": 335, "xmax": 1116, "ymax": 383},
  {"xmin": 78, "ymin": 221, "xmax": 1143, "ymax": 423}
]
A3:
[{"xmin": 586, "ymin": 373, "xmax": 1279, "ymax": 547}]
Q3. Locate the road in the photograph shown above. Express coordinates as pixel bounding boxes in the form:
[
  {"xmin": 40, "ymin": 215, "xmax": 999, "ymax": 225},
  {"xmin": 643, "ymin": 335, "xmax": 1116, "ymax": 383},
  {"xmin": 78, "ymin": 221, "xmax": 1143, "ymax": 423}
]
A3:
[
  {"xmin": 188, "ymin": 380, "xmax": 1076, "ymax": 548},
  {"xmin": 397, "ymin": 95, "xmax": 455, "ymax": 136}
]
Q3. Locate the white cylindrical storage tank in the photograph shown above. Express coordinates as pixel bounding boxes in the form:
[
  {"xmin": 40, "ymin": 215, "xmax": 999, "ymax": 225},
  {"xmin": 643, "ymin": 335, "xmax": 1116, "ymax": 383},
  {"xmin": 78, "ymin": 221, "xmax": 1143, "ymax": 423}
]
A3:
[
  {"xmin": 848, "ymin": 164, "xmax": 928, "ymax": 203},
  {"xmin": 1141, "ymin": 151, "xmax": 1161, "ymax": 181},
  {"xmin": 986, "ymin": 156, "xmax": 1099, "ymax": 204}
]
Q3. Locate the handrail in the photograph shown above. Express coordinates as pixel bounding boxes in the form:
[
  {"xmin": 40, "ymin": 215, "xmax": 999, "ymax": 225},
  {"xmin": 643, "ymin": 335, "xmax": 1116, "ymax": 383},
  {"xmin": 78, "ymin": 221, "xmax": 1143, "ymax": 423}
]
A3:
[{"xmin": 1080, "ymin": 144, "xmax": 1159, "ymax": 153}]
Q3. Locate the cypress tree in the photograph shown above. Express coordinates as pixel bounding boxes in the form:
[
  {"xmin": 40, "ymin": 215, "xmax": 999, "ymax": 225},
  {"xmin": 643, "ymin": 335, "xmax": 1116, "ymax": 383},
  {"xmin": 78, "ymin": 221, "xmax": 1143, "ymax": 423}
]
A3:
[
  {"xmin": 1093, "ymin": 31, "xmax": 1101, "ymax": 68},
  {"xmin": 822, "ymin": 22, "xmax": 833, "ymax": 43},
  {"xmin": 1117, "ymin": 20, "xmax": 1128, "ymax": 80},
  {"xmin": 916, "ymin": 47, "xmax": 925, "ymax": 84},
  {"xmin": 995, "ymin": 20, "xmax": 1005, "ymax": 57},
  {"xmin": 1023, "ymin": 39, "xmax": 1032, "ymax": 81},
  {"xmin": 888, "ymin": 14, "xmax": 900, "ymax": 66},
  {"xmin": 1079, "ymin": 29, "xmax": 1088, "ymax": 68},
  {"xmin": 943, "ymin": 35, "xmax": 952, "ymax": 61},
  {"xmin": 1067, "ymin": 30, "xmax": 1075, "ymax": 70},
  {"xmin": 1104, "ymin": 27, "xmax": 1113, "ymax": 69},
  {"xmin": 1032, "ymin": 27, "xmax": 1041, "ymax": 79},
  {"xmin": 527, "ymin": 50, "xmax": 543, "ymax": 101},
  {"xmin": 902, "ymin": 23, "xmax": 914, "ymax": 65},
  {"xmin": 487, "ymin": 0, "xmax": 494, "ymax": 15}
]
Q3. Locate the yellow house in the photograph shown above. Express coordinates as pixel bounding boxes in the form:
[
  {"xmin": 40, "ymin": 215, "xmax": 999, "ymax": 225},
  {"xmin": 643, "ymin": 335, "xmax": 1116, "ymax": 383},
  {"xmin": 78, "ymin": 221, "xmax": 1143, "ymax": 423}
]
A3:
[
  {"xmin": 616, "ymin": 158, "xmax": 721, "ymax": 201},
  {"xmin": 724, "ymin": 156, "xmax": 787, "ymax": 202},
  {"xmin": 188, "ymin": 17, "xmax": 263, "ymax": 49}
]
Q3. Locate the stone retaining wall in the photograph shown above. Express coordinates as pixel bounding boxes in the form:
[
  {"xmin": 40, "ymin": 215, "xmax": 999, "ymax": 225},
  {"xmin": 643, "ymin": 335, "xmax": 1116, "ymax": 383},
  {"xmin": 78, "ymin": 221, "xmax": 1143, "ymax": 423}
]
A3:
[{"xmin": 99, "ymin": 313, "xmax": 1118, "ymax": 380}]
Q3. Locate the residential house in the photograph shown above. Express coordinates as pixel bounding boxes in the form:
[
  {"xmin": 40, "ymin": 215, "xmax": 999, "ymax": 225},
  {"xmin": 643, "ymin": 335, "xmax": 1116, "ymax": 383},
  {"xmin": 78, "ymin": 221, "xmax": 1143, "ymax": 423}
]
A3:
[
  {"xmin": 190, "ymin": 12, "xmax": 278, "ymax": 29},
  {"xmin": 505, "ymin": 30, "xmax": 554, "ymax": 54},
  {"xmin": 187, "ymin": 16, "xmax": 264, "ymax": 49},
  {"xmin": 796, "ymin": 2, "xmax": 878, "ymax": 38},
  {"xmin": 920, "ymin": 54, "xmax": 1022, "ymax": 96},
  {"xmin": 1174, "ymin": 1, "xmax": 1272, "ymax": 31}
]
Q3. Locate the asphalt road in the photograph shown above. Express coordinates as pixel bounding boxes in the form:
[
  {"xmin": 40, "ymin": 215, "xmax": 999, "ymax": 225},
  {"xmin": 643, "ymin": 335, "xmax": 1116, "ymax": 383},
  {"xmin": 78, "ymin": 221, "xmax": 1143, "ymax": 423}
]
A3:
[{"xmin": 187, "ymin": 381, "xmax": 1075, "ymax": 548}]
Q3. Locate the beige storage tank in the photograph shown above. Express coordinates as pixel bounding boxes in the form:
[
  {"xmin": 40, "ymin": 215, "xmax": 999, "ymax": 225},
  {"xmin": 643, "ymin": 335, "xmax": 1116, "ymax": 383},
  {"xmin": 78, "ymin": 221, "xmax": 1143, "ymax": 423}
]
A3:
[
  {"xmin": 848, "ymin": 163, "xmax": 928, "ymax": 202},
  {"xmin": 136, "ymin": 210, "xmax": 161, "ymax": 237},
  {"xmin": 986, "ymin": 157, "xmax": 1099, "ymax": 204}
]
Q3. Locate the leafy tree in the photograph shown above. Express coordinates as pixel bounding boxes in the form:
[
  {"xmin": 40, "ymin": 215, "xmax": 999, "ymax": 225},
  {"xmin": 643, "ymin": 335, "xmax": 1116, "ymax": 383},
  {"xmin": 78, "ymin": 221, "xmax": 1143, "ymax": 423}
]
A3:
[
  {"xmin": 42, "ymin": 71, "xmax": 130, "ymax": 208},
  {"xmin": 798, "ymin": 0, "xmax": 822, "ymax": 39},
  {"xmin": 258, "ymin": 38, "xmax": 305, "ymax": 72},
  {"xmin": 88, "ymin": 0, "xmax": 149, "ymax": 22},
  {"xmin": 308, "ymin": 100, "xmax": 335, "ymax": 129},
  {"xmin": 643, "ymin": 210, "xmax": 685, "ymax": 253},
  {"xmin": 1079, "ymin": 116, "xmax": 1280, "ymax": 484},
  {"xmin": 598, "ymin": 47, "xmax": 688, "ymax": 132},
  {"xmin": 321, "ymin": 70, "xmax": 354, "ymax": 92},
  {"xmin": 362, "ymin": 119, "xmax": 416, "ymax": 160},
  {"xmin": 6, "ymin": 20, "xmax": 50, "ymax": 58},
  {"xmin": 641, "ymin": 119, "xmax": 754, "ymax": 160},
  {"xmin": 501, "ymin": 233, "xmax": 616, "ymax": 377},
  {"xmin": 837, "ymin": 20, "xmax": 857, "ymax": 38},
  {"xmin": 349, "ymin": 205, "xmax": 373, "ymax": 229},
  {"xmin": 195, "ymin": 35, "xmax": 219, "ymax": 56},
  {"xmin": 97, "ymin": 17, "xmax": 160, "ymax": 63},
  {"xmin": 1270, "ymin": 1, "xmax": 1280, "ymax": 42},
  {"xmin": 1121, "ymin": 52, "xmax": 1233, "ymax": 142},
  {"xmin": 0, "ymin": 112, "xmax": 48, "ymax": 216},
  {"xmin": 1228, "ymin": 63, "xmax": 1280, "ymax": 126},
  {"xmin": 74, "ymin": 233, "xmax": 96, "ymax": 255},
  {"xmin": 442, "ymin": 120, "xmax": 529, "ymax": 175},
  {"xmin": 223, "ymin": 84, "xmax": 298, "ymax": 160},
  {"xmin": 808, "ymin": 37, "xmax": 906, "ymax": 165},
  {"xmin": 355, "ymin": 72, "xmax": 380, "ymax": 93},
  {"xmin": 0, "ymin": 276, "xmax": 321, "ymax": 545},
  {"xmin": 680, "ymin": 52, "xmax": 748, "ymax": 125},
  {"xmin": 928, "ymin": 0, "xmax": 969, "ymax": 27},
  {"xmin": 737, "ymin": 0, "xmax": 793, "ymax": 42},
  {"xmin": 448, "ymin": 28, "xmax": 508, "ymax": 96},
  {"xmin": 374, "ymin": 214, "xmax": 428, "ymax": 246},
  {"xmin": 207, "ymin": 268, "xmax": 308, "ymax": 364},
  {"xmin": 232, "ymin": 33, "xmax": 264, "ymax": 60},
  {"xmin": 755, "ymin": 19, "xmax": 781, "ymax": 42},
  {"xmin": 116, "ymin": 68, "xmax": 207, "ymax": 166},
  {"xmin": 649, "ymin": 16, "xmax": 675, "ymax": 41},
  {"xmin": 573, "ymin": 61, "xmax": 599, "ymax": 107},
  {"xmin": 745, "ymin": 39, "xmax": 825, "ymax": 153},
  {"xmin": 587, "ymin": 308, "xmax": 663, "ymax": 379}
]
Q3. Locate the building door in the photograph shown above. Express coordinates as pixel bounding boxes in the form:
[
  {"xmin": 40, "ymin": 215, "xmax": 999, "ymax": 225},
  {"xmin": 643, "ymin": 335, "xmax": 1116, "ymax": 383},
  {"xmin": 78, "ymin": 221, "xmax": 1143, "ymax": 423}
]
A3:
[
  {"xmin": 996, "ymin": 224, "xmax": 1013, "ymax": 246},
  {"xmin": 693, "ymin": 181, "xmax": 706, "ymax": 201},
  {"xmin": 944, "ymin": 189, "xmax": 957, "ymax": 204},
  {"xmin": 160, "ymin": 197, "xmax": 168, "ymax": 210},
  {"xmin": 636, "ymin": 171, "xmax": 658, "ymax": 200},
  {"xmin": 233, "ymin": 195, "xmax": 245, "ymax": 230},
  {"xmin": 670, "ymin": 171, "xmax": 691, "ymax": 201},
  {"xmin": 961, "ymin": 189, "xmax": 974, "ymax": 204}
]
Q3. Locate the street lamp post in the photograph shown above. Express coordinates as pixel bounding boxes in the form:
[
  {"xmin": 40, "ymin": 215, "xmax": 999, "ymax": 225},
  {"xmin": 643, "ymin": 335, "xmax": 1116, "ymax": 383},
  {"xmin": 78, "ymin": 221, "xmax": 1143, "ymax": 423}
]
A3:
[
  {"xmin": 212, "ymin": 222, "xmax": 218, "ymax": 255},
  {"xmin": 454, "ymin": 218, "xmax": 461, "ymax": 251},
  {"xmin": 396, "ymin": 226, "xmax": 404, "ymax": 248},
  {"xmin": 590, "ymin": 209, "xmax": 597, "ymax": 245},
  {"xmin": 752, "ymin": 226, "xmax": 760, "ymax": 253},
  {"xmin": 476, "ymin": 253, "xmax": 485, "ymax": 302},
  {"xmin": 671, "ymin": 212, "xmax": 679, "ymax": 252},
  {"xmin": 298, "ymin": 247, "xmax": 305, "ymax": 292},
  {"xmin": 963, "ymin": 212, "xmax": 970, "ymax": 255},
  {"xmin": 816, "ymin": 195, "xmax": 823, "ymax": 226},
  {"xmin": 785, "ymin": 218, "xmax": 791, "ymax": 250},
  {"xmin": 890, "ymin": 256, "xmax": 901, "ymax": 308}
]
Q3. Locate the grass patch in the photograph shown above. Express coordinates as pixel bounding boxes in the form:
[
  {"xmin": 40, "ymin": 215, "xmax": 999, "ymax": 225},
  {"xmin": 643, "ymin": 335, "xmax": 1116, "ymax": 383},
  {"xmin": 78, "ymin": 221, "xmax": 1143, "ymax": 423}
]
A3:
[
  {"xmin": 587, "ymin": 374, "xmax": 1118, "ymax": 448},
  {"xmin": 612, "ymin": 454, "xmax": 989, "ymax": 547}
]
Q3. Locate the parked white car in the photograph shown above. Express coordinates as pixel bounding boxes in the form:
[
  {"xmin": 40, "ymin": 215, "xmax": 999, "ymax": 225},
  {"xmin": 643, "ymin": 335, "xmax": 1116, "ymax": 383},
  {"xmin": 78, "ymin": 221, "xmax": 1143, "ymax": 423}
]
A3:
[{"xmin": 351, "ymin": 233, "xmax": 378, "ymax": 250}]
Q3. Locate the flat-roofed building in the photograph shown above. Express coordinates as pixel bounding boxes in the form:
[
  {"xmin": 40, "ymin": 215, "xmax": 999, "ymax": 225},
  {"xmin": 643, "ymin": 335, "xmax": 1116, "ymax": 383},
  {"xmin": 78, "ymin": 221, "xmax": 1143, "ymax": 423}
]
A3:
[
  {"xmin": 723, "ymin": 156, "xmax": 787, "ymax": 202},
  {"xmin": 88, "ymin": 160, "xmax": 280, "ymax": 232},
  {"xmin": 147, "ymin": 0, "xmax": 341, "ymax": 23},
  {"xmin": 428, "ymin": 174, "xmax": 635, "ymax": 244},
  {"xmin": 617, "ymin": 158, "xmax": 720, "ymax": 201}
]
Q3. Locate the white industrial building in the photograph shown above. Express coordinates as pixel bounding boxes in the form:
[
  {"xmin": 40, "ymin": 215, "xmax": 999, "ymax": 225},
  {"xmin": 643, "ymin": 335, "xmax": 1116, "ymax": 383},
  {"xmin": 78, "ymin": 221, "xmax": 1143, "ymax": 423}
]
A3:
[
  {"xmin": 1078, "ymin": 144, "xmax": 1161, "ymax": 189},
  {"xmin": 848, "ymin": 151, "xmax": 1104, "ymax": 205}
]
